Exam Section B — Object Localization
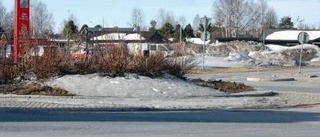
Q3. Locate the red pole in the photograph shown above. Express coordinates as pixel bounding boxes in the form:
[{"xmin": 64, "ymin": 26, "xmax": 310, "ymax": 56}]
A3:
[{"xmin": 13, "ymin": 0, "xmax": 30, "ymax": 62}]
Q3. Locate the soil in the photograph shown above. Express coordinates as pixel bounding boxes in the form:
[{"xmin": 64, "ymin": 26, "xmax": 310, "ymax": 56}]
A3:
[
  {"xmin": 0, "ymin": 83, "xmax": 74, "ymax": 96},
  {"xmin": 191, "ymin": 79, "xmax": 254, "ymax": 93}
]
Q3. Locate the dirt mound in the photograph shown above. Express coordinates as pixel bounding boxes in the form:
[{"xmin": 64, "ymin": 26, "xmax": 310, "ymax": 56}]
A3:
[{"xmin": 191, "ymin": 79, "xmax": 254, "ymax": 93}]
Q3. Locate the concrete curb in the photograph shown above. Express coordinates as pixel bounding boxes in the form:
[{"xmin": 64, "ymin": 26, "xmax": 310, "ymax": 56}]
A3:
[{"xmin": 247, "ymin": 77, "xmax": 295, "ymax": 82}]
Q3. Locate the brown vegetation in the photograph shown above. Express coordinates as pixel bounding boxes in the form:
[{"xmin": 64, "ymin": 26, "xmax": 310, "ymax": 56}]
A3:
[
  {"xmin": 0, "ymin": 42, "xmax": 196, "ymax": 96},
  {"xmin": 191, "ymin": 78, "xmax": 254, "ymax": 93}
]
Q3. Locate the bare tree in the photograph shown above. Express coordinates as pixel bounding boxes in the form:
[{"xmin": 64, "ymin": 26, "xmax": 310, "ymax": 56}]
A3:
[
  {"xmin": 192, "ymin": 14, "xmax": 201, "ymax": 32},
  {"xmin": 156, "ymin": 9, "xmax": 177, "ymax": 28},
  {"xmin": 0, "ymin": 1, "xmax": 13, "ymax": 35},
  {"xmin": 213, "ymin": 0, "xmax": 261, "ymax": 37},
  {"xmin": 31, "ymin": 0, "xmax": 54, "ymax": 38},
  {"xmin": 265, "ymin": 7, "xmax": 278, "ymax": 29},
  {"xmin": 258, "ymin": 0, "xmax": 268, "ymax": 33},
  {"xmin": 165, "ymin": 11, "xmax": 176, "ymax": 25},
  {"xmin": 130, "ymin": 8, "xmax": 145, "ymax": 30},
  {"xmin": 156, "ymin": 8, "xmax": 166, "ymax": 28},
  {"xmin": 258, "ymin": 0, "xmax": 269, "ymax": 28},
  {"xmin": 178, "ymin": 16, "xmax": 187, "ymax": 28}
]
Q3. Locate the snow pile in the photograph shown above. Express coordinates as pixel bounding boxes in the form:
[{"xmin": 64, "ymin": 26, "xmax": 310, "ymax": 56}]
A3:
[
  {"xmin": 46, "ymin": 74, "xmax": 227, "ymax": 98},
  {"xmin": 202, "ymin": 41, "xmax": 320, "ymax": 67},
  {"xmin": 200, "ymin": 41, "xmax": 263, "ymax": 67},
  {"xmin": 207, "ymin": 41, "xmax": 263, "ymax": 57},
  {"xmin": 250, "ymin": 44, "xmax": 319, "ymax": 66}
]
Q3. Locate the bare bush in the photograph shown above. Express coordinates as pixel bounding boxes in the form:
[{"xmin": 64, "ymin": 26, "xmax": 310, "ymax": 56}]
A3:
[
  {"xmin": 0, "ymin": 59, "xmax": 19, "ymax": 84},
  {"xmin": 98, "ymin": 44, "xmax": 130, "ymax": 76},
  {"xmin": 1, "ymin": 41, "xmax": 196, "ymax": 85}
]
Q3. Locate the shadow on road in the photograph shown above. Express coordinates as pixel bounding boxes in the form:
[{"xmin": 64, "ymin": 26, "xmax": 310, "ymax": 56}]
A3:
[{"xmin": 1, "ymin": 109, "xmax": 320, "ymax": 123}]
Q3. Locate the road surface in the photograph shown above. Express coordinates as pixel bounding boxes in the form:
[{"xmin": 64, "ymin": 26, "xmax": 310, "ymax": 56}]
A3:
[
  {"xmin": 0, "ymin": 108, "xmax": 320, "ymax": 137},
  {"xmin": 188, "ymin": 67, "xmax": 320, "ymax": 93}
]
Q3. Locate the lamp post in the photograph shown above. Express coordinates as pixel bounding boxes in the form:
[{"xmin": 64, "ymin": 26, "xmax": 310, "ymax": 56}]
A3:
[{"xmin": 200, "ymin": 16, "xmax": 211, "ymax": 70}]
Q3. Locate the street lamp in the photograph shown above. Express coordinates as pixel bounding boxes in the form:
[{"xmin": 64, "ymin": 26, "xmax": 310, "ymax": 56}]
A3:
[{"xmin": 200, "ymin": 16, "xmax": 211, "ymax": 70}]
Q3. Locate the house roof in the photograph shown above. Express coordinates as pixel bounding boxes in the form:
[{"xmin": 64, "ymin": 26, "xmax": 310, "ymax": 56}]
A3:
[
  {"xmin": 92, "ymin": 31, "xmax": 169, "ymax": 43},
  {"xmin": 264, "ymin": 29, "xmax": 320, "ymax": 41},
  {"xmin": 88, "ymin": 27, "xmax": 135, "ymax": 33}
]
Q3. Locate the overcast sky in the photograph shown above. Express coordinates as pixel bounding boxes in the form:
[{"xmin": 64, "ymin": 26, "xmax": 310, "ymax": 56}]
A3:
[{"xmin": 2, "ymin": 0, "xmax": 320, "ymax": 32}]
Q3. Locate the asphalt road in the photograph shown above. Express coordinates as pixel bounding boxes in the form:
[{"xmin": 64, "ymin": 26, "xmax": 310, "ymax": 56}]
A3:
[
  {"xmin": 188, "ymin": 67, "xmax": 320, "ymax": 93},
  {"xmin": 1, "ymin": 108, "xmax": 320, "ymax": 137}
]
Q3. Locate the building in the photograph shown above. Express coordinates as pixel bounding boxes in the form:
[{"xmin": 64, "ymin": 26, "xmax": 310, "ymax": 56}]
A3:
[
  {"xmin": 263, "ymin": 29, "xmax": 320, "ymax": 46},
  {"xmin": 214, "ymin": 29, "xmax": 320, "ymax": 47}
]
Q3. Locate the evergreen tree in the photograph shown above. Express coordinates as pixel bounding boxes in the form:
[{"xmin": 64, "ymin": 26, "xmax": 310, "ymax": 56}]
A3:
[
  {"xmin": 149, "ymin": 20, "xmax": 157, "ymax": 32},
  {"xmin": 159, "ymin": 22, "xmax": 174, "ymax": 38},
  {"xmin": 173, "ymin": 24, "xmax": 183, "ymax": 42},
  {"xmin": 62, "ymin": 20, "xmax": 78, "ymax": 39},
  {"xmin": 184, "ymin": 24, "xmax": 195, "ymax": 38},
  {"xmin": 80, "ymin": 24, "xmax": 89, "ymax": 32},
  {"xmin": 279, "ymin": 16, "xmax": 294, "ymax": 29}
]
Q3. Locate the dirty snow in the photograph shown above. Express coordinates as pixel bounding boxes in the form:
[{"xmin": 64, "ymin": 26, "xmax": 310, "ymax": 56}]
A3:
[
  {"xmin": 47, "ymin": 74, "xmax": 227, "ymax": 98},
  {"xmin": 199, "ymin": 42, "xmax": 320, "ymax": 67}
]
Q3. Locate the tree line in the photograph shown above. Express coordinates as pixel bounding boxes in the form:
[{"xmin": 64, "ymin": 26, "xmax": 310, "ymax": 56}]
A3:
[{"xmin": 1, "ymin": 0, "xmax": 320, "ymax": 42}]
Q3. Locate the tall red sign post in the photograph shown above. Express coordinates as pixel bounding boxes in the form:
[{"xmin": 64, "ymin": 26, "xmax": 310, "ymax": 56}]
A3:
[{"xmin": 14, "ymin": 0, "xmax": 30, "ymax": 62}]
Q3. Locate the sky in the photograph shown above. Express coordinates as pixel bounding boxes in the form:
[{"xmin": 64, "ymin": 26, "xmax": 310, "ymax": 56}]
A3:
[{"xmin": 2, "ymin": 0, "xmax": 320, "ymax": 32}]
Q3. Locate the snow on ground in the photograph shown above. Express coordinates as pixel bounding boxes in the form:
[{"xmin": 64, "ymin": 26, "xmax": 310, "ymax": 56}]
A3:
[
  {"xmin": 195, "ymin": 56, "xmax": 253, "ymax": 68},
  {"xmin": 47, "ymin": 74, "xmax": 227, "ymax": 98}
]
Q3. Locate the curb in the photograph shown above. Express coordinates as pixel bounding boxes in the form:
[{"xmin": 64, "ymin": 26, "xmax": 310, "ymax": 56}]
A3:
[{"xmin": 247, "ymin": 77, "xmax": 295, "ymax": 82}]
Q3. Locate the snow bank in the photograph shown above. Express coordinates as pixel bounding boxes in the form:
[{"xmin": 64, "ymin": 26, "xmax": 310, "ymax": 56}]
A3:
[
  {"xmin": 46, "ymin": 74, "xmax": 227, "ymax": 98},
  {"xmin": 200, "ymin": 41, "xmax": 320, "ymax": 67}
]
